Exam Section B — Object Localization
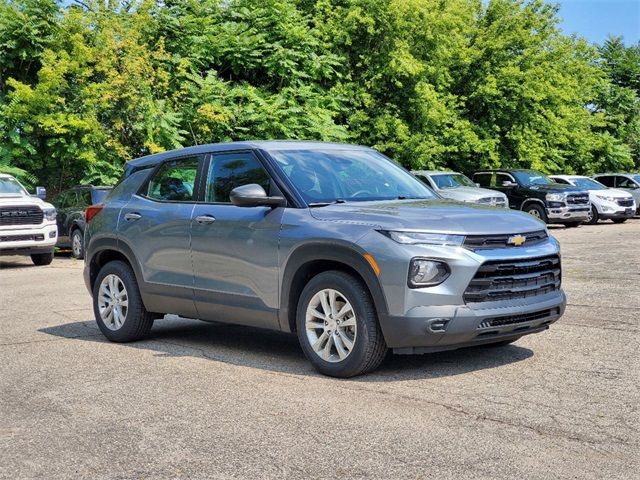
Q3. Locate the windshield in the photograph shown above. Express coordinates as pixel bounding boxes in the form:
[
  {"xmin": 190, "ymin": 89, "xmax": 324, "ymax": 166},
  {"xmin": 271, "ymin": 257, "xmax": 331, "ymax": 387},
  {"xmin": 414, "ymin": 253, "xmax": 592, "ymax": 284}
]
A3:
[
  {"xmin": 431, "ymin": 173, "xmax": 476, "ymax": 189},
  {"xmin": 633, "ymin": 175, "xmax": 640, "ymax": 184},
  {"xmin": 0, "ymin": 176, "xmax": 28, "ymax": 196},
  {"xmin": 270, "ymin": 149, "xmax": 438, "ymax": 204},
  {"xmin": 570, "ymin": 178, "xmax": 606, "ymax": 190},
  {"xmin": 512, "ymin": 171, "xmax": 553, "ymax": 186}
]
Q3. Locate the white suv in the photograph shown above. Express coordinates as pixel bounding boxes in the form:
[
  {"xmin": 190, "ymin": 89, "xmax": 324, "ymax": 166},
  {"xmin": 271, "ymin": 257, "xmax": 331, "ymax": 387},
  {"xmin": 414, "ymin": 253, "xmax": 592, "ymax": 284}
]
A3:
[
  {"xmin": 0, "ymin": 174, "xmax": 58, "ymax": 265},
  {"xmin": 550, "ymin": 175, "xmax": 635, "ymax": 224}
]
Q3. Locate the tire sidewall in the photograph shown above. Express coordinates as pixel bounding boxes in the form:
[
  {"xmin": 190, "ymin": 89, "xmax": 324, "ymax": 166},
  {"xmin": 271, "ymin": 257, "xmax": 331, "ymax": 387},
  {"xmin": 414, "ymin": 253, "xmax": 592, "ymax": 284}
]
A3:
[
  {"xmin": 587, "ymin": 205, "xmax": 598, "ymax": 225},
  {"xmin": 93, "ymin": 261, "xmax": 146, "ymax": 342},
  {"xmin": 525, "ymin": 203, "xmax": 548, "ymax": 223},
  {"xmin": 296, "ymin": 271, "xmax": 379, "ymax": 377}
]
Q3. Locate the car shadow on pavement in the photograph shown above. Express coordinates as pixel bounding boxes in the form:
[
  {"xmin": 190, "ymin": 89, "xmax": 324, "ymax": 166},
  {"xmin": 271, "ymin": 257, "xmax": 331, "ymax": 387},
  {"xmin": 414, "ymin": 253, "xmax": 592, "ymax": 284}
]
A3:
[{"xmin": 40, "ymin": 316, "xmax": 534, "ymax": 381}]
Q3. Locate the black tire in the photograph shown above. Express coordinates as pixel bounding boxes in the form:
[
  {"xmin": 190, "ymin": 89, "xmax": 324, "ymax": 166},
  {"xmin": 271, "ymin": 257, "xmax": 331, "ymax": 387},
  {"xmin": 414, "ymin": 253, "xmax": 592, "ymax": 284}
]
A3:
[
  {"xmin": 93, "ymin": 260, "xmax": 154, "ymax": 342},
  {"xmin": 296, "ymin": 270, "xmax": 387, "ymax": 378},
  {"xmin": 31, "ymin": 251, "xmax": 54, "ymax": 266},
  {"xmin": 524, "ymin": 203, "xmax": 548, "ymax": 223},
  {"xmin": 486, "ymin": 336, "xmax": 522, "ymax": 347},
  {"xmin": 612, "ymin": 218, "xmax": 627, "ymax": 224},
  {"xmin": 564, "ymin": 222, "xmax": 581, "ymax": 228},
  {"xmin": 71, "ymin": 229, "xmax": 85, "ymax": 259},
  {"xmin": 586, "ymin": 205, "xmax": 599, "ymax": 225}
]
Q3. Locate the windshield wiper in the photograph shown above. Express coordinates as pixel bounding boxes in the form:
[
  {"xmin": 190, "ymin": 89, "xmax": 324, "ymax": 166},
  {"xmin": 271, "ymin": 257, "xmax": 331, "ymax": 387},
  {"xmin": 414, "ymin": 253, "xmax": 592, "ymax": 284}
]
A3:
[{"xmin": 308, "ymin": 199, "xmax": 347, "ymax": 207}]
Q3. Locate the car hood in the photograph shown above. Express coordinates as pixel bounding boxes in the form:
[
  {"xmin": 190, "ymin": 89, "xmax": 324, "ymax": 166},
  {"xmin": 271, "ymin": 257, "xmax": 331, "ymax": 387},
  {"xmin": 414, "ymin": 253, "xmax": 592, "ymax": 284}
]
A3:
[
  {"xmin": 587, "ymin": 188, "xmax": 633, "ymax": 199},
  {"xmin": 525, "ymin": 184, "xmax": 585, "ymax": 193},
  {"xmin": 437, "ymin": 186, "xmax": 505, "ymax": 201},
  {"xmin": 0, "ymin": 195, "xmax": 53, "ymax": 209},
  {"xmin": 309, "ymin": 199, "xmax": 545, "ymax": 235}
]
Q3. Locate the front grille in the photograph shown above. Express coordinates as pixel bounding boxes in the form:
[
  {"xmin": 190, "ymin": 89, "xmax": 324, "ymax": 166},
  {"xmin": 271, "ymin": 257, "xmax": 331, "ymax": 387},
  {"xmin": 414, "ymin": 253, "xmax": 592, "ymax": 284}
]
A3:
[
  {"xmin": 463, "ymin": 230, "xmax": 548, "ymax": 250},
  {"xmin": 464, "ymin": 254, "xmax": 561, "ymax": 303},
  {"xmin": 0, "ymin": 206, "xmax": 43, "ymax": 226},
  {"xmin": 566, "ymin": 193, "xmax": 589, "ymax": 205},
  {"xmin": 617, "ymin": 198, "xmax": 634, "ymax": 207},
  {"xmin": 478, "ymin": 308, "xmax": 559, "ymax": 329},
  {"xmin": 0, "ymin": 233, "xmax": 45, "ymax": 242},
  {"xmin": 477, "ymin": 196, "xmax": 507, "ymax": 207}
]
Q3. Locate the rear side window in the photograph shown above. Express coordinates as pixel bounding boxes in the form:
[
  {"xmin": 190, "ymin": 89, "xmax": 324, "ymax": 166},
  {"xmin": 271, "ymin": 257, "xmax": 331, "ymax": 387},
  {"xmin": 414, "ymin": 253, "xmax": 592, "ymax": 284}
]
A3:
[
  {"xmin": 91, "ymin": 189, "xmax": 110, "ymax": 204},
  {"xmin": 205, "ymin": 152, "xmax": 271, "ymax": 203},
  {"xmin": 596, "ymin": 176, "xmax": 615, "ymax": 187},
  {"xmin": 553, "ymin": 178, "xmax": 570, "ymax": 185},
  {"xmin": 147, "ymin": 157, "xmax": 199, "ymax": 202},
  {"xmin": 473, "ymin": 173, "xmax": 492, "ymax": 188}
]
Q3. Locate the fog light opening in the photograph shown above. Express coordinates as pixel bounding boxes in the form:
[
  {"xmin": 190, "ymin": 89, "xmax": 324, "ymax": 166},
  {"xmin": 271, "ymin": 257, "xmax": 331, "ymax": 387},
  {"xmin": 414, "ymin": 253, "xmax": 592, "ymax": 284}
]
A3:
[{"xmin": 428, "ymin": 318, "xmax": 450, "ymax": 333}]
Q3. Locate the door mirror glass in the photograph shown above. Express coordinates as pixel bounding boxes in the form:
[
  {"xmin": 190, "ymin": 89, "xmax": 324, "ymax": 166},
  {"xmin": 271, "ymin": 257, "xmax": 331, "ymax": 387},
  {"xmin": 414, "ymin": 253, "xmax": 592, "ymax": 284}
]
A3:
[
  {"xmin": 35, "ymin": 186, "xmax": 46, "ymax": 199},
  {"xmin": 230, "ymin": 184, "xmax": 286, "ymax": 208},
  {"xmin": 501, "ymin": 180, "xmax": 518, "ymax": 188}
]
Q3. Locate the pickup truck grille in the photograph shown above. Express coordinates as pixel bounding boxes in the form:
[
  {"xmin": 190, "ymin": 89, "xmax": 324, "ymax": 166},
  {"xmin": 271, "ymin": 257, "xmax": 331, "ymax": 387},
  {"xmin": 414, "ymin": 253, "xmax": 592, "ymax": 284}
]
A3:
[
  {"xmin": 463, "ymin": 230, "xmax": 548, "ymax": 250},
  {"xmin": 617, "ymin": 198, "xmax": 634, "ymax": 207},
  {"xmin": 464, "ymin": 254, "xmax": 561, "ymax": 303},
  {"xmin": 0, "ymin": 206, "xmax": 43, "ymax": 226},
  {"xmin": 477, "ymin": 196, "xmax": 507, "ymax": 207},
  {"xmin": 566, "ymin": 193, "xmax": 589, "ymax": 205},
  {"xmin": 0, "ymin": 233, "xmax": 45, "ymax": 242}
]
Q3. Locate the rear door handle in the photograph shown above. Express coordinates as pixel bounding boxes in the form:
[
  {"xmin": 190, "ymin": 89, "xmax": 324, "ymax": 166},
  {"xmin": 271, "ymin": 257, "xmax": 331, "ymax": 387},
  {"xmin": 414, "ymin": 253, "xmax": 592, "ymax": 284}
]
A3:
[
  {"xmin": 195, "ymin": 215, "xmax": 216, "ymax": 225},
  {"xmin": 124, "ymin": 212, "xmax": 142, "ymax": 221}
]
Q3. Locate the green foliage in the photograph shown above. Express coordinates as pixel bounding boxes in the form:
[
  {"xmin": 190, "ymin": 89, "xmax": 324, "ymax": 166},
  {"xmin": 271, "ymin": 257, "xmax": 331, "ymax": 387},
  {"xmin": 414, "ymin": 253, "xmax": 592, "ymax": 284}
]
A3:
[{"xmin": 0, "ymin": 0, "xmax": 638, "ymax": 192}]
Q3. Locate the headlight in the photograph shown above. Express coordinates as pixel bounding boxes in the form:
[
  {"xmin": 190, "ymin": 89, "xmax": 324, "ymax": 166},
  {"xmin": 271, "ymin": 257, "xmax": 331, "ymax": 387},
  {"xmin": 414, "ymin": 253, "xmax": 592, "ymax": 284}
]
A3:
[
  {"xmin": 545, "ymin": 193, "xmax": 566, "ymax": 202},
  {"xmin": 595, "ymin": 195, "xmax": 616, "ymax": 202},
  {"xmin": 42, "ymin": 207, "xmax": 57, "ymax": 221},
  {"xmin": 381, "ymin": 230, "xmax": 465, "ymax": 246},
  {"xmin": 408, "ymin": 259, "xmax": 450, "ymax": 287}
]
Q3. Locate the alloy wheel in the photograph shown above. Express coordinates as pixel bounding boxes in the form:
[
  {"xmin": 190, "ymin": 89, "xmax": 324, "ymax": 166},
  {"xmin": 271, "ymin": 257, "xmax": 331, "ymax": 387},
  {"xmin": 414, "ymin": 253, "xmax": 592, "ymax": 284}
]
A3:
[
  {"xmin": 98, "ymin": 274, "xmax": 129, "ymax": 330},
  {"xmin": 72, "ymin": 233, "xmax": 82, "ymax": 257},
  {"xmin": 305, "ymin": 288, "xmax": 357, "ymax": 363}
]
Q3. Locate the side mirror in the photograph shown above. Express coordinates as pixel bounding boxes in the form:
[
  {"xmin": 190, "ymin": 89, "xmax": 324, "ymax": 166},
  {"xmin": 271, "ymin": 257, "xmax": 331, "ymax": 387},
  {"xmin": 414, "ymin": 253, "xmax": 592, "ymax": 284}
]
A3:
[
  {"xmin": 230, "ymin": 184, "xmax": 286, "ymax": 208},
  {"xmin": 475, "ymin": 183, "xmax": 481, "ymax": 188},
  {"xmin": 35, "ymin": 186, "xmax": 47, "ymax": 200},
  {"xmin": 502, "ymin": 181, "xmax": 517, "ymax": 188}
]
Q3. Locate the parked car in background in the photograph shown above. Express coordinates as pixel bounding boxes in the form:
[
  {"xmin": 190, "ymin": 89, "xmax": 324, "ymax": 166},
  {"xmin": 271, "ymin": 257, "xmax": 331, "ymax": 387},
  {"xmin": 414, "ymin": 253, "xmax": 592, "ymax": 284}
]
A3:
[
  {"xmin": 471, "ymin": 169, "xmax": 590, "ymax": 227},
  {"xmin": 412, "ymin": 170, "xmax": 508, "ymax": 207},
  {"xmin": 83, "ymin": 141, "xmax": 566, "ymax": 378},
  {"xmin": 0, "ymin": 174, "xmax": 57, "ymax": 265},
  {"xmin": 52, "ymin": 185, "xmax": 111, "ymax": 259},
  {"xmin": 550, "ymin": 175, "xmax": 635, "ymax": 224},
  {"xmin": 592, "ymin": 174, "xmax": 640, "ymax": 214}
]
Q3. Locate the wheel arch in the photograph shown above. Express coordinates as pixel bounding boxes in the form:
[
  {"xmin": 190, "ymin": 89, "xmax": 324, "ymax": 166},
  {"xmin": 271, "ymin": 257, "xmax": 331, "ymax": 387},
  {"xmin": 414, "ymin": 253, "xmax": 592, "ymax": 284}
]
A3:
[
  {"xmin": 520, "ymin": 198, "xmax": 546, "ymax": 212},
  {"xmin": 279, "ymin": 242, "xmax": 389, "ymax": 333},
  {"xmin": 87, "ymin": 238, "xmax": 142, "ymax": 294}
]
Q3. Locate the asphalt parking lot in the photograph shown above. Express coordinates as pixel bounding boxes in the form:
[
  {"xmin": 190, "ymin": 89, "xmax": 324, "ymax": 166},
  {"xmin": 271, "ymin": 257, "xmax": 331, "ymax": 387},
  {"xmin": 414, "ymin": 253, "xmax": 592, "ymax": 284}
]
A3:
[{"xmin": 1, "ymin": 221, "xmax": 638, "ymax": 479}]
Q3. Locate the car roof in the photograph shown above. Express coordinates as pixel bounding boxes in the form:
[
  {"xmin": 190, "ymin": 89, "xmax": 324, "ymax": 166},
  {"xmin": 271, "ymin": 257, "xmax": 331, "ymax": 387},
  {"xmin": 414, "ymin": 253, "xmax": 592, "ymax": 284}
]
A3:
[
  {"xmin": 126, "ymin": 141, "xmax": 374, "ymax": 169},
  {"xmin": 593, "ymin": 173, "xmax": 638, "ymax": 176},
  {"xmin": 411, "ymin": 170, "xmax": 460, "ymax": 176},
  {"xmin": 472, "ymin": 169, "xmax": 538, "ymax": 173},
  {"xmin": 549, "ymin": 175, "xmax": 587, "ymax": 179}
]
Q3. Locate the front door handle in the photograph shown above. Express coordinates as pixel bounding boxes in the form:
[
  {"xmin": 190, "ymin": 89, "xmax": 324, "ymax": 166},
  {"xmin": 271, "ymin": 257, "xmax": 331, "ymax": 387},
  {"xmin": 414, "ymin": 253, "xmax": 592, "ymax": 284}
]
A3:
[
  {"xmin": 195, "ymin": 215, "xmax": 216, "ymax": 225},
  {"xmin": 124, "ymin": 212, "xmax": 142, "ymax": 221}
]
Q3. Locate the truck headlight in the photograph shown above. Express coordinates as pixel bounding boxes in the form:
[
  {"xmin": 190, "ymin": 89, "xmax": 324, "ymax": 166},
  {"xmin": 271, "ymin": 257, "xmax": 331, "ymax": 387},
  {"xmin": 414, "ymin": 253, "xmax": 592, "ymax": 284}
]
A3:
[
  {"xmin": 545, "ymin": 193, "xmax": 566, "ymax": 202},
  {"xmin": 595, "ymin": 195, "xmax": 616, "ymax": 202},
  {"xmin": 42, "ymin": 207, "xmax": 57, "ymax": 221},
  {"xmin": 408, "ymin": 259, "xmax": 450, "ymax": 287},
  {"xmin": 381, "ymin": 230, "xmax": 465, "ymax": 246}
]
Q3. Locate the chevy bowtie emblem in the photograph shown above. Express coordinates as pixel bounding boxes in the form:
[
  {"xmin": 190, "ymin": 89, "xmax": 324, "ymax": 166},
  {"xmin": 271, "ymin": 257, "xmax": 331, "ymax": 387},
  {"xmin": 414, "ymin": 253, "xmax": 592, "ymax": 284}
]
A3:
[{"xmin": 507, "ymin": 234, "xmax": 526, "ymax": 246}]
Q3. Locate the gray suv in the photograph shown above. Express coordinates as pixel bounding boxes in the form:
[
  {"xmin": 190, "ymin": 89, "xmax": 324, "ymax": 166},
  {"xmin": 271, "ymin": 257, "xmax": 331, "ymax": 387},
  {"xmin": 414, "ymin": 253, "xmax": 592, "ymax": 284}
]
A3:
[{"xmin": 84, "ymin": 142, "xmax": 566, "ymax": 377}]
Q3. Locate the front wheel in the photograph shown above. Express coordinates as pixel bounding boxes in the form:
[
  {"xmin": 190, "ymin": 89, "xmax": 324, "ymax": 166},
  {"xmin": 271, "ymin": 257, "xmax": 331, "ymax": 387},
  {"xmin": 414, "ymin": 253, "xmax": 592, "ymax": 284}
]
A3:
[
  {"xmin": 93, "ymin": 260, "xmax": 154, "ymax": 342},
  {"xmin": 31, "ymin": 252, "xmax": 54, "ymax": 266},
  {"xmin": 524, "ymin": 203, "xmax": 548, "ymax": 223},
  {"xmin": 296, "ymin": 271, "xmax": 387, "ymax": 378},
  {"xmin": 586, "ymin": 205, "xmax": 599, "ymax": 225}
]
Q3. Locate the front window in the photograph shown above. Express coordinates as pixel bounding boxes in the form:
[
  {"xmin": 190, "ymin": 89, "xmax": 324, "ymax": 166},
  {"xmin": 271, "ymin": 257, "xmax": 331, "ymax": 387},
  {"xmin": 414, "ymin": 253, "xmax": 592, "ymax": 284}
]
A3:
[
  {"xmin": 205, "ymin": 152, "xmax": 271, "ymax": 203},
  {"xmin": 512, "ymin": 171, "xmax": 553, "ymax": 186},
  {"xmin": 431, "ymin": 173, "xmax": 476, "ymax": 189},
  {"xmin": 0, "ymin": 176, "xmax": 28, "ymax": 196},
  {"xmin": 270, "ymin": 148, "xmax": 437, "ymax": 204},
  {"xmin": 570, "ymin": 178, "xmax": 606, "ymax": 190}
]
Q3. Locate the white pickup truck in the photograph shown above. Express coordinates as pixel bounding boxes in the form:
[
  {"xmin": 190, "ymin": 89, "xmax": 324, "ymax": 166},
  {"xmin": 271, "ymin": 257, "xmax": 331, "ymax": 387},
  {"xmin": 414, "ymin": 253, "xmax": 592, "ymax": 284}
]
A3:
[{"xmin": 0, "ymin": 174, "xmax": 58, "ymax": 265}]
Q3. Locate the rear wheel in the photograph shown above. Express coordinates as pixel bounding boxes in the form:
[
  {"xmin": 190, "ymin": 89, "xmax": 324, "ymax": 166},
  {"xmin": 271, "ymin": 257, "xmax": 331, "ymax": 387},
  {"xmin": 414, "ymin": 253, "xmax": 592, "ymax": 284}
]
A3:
[
  {"xmin": 586, "ymin": 205, "xmax": 598, "ymax": 225},
  {"xmin": 31, "ymin": 252, "xmax": 54, "ymax": 266},
  {"xmin": 93, "ymin": 260, "xmax": 154, "ymax": 342},
  {"xmin": 524, "ymin": 203, "xmax": 548, "ymax": 223},
  {"xmin": 71, "ymin": 229, "xmax": 84, "ymax": 259},
  {"xmin": 296, "ymin": 271, "xmax": 387, "ymax": 378}
]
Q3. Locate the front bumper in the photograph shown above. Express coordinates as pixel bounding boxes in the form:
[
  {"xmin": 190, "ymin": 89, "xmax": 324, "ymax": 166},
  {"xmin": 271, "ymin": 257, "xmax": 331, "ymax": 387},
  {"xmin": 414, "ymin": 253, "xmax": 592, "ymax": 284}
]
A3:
[
  {"xmin": 546, "ymin": 205, "xmax": 589, "ymax": 223},
  {"xmin": 381, "ymin": 290, "xmax": 566, "ymax": 352},
  {"xmin": 0, "ymin": 224, "xmax": 57, "ymax": 256}
]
